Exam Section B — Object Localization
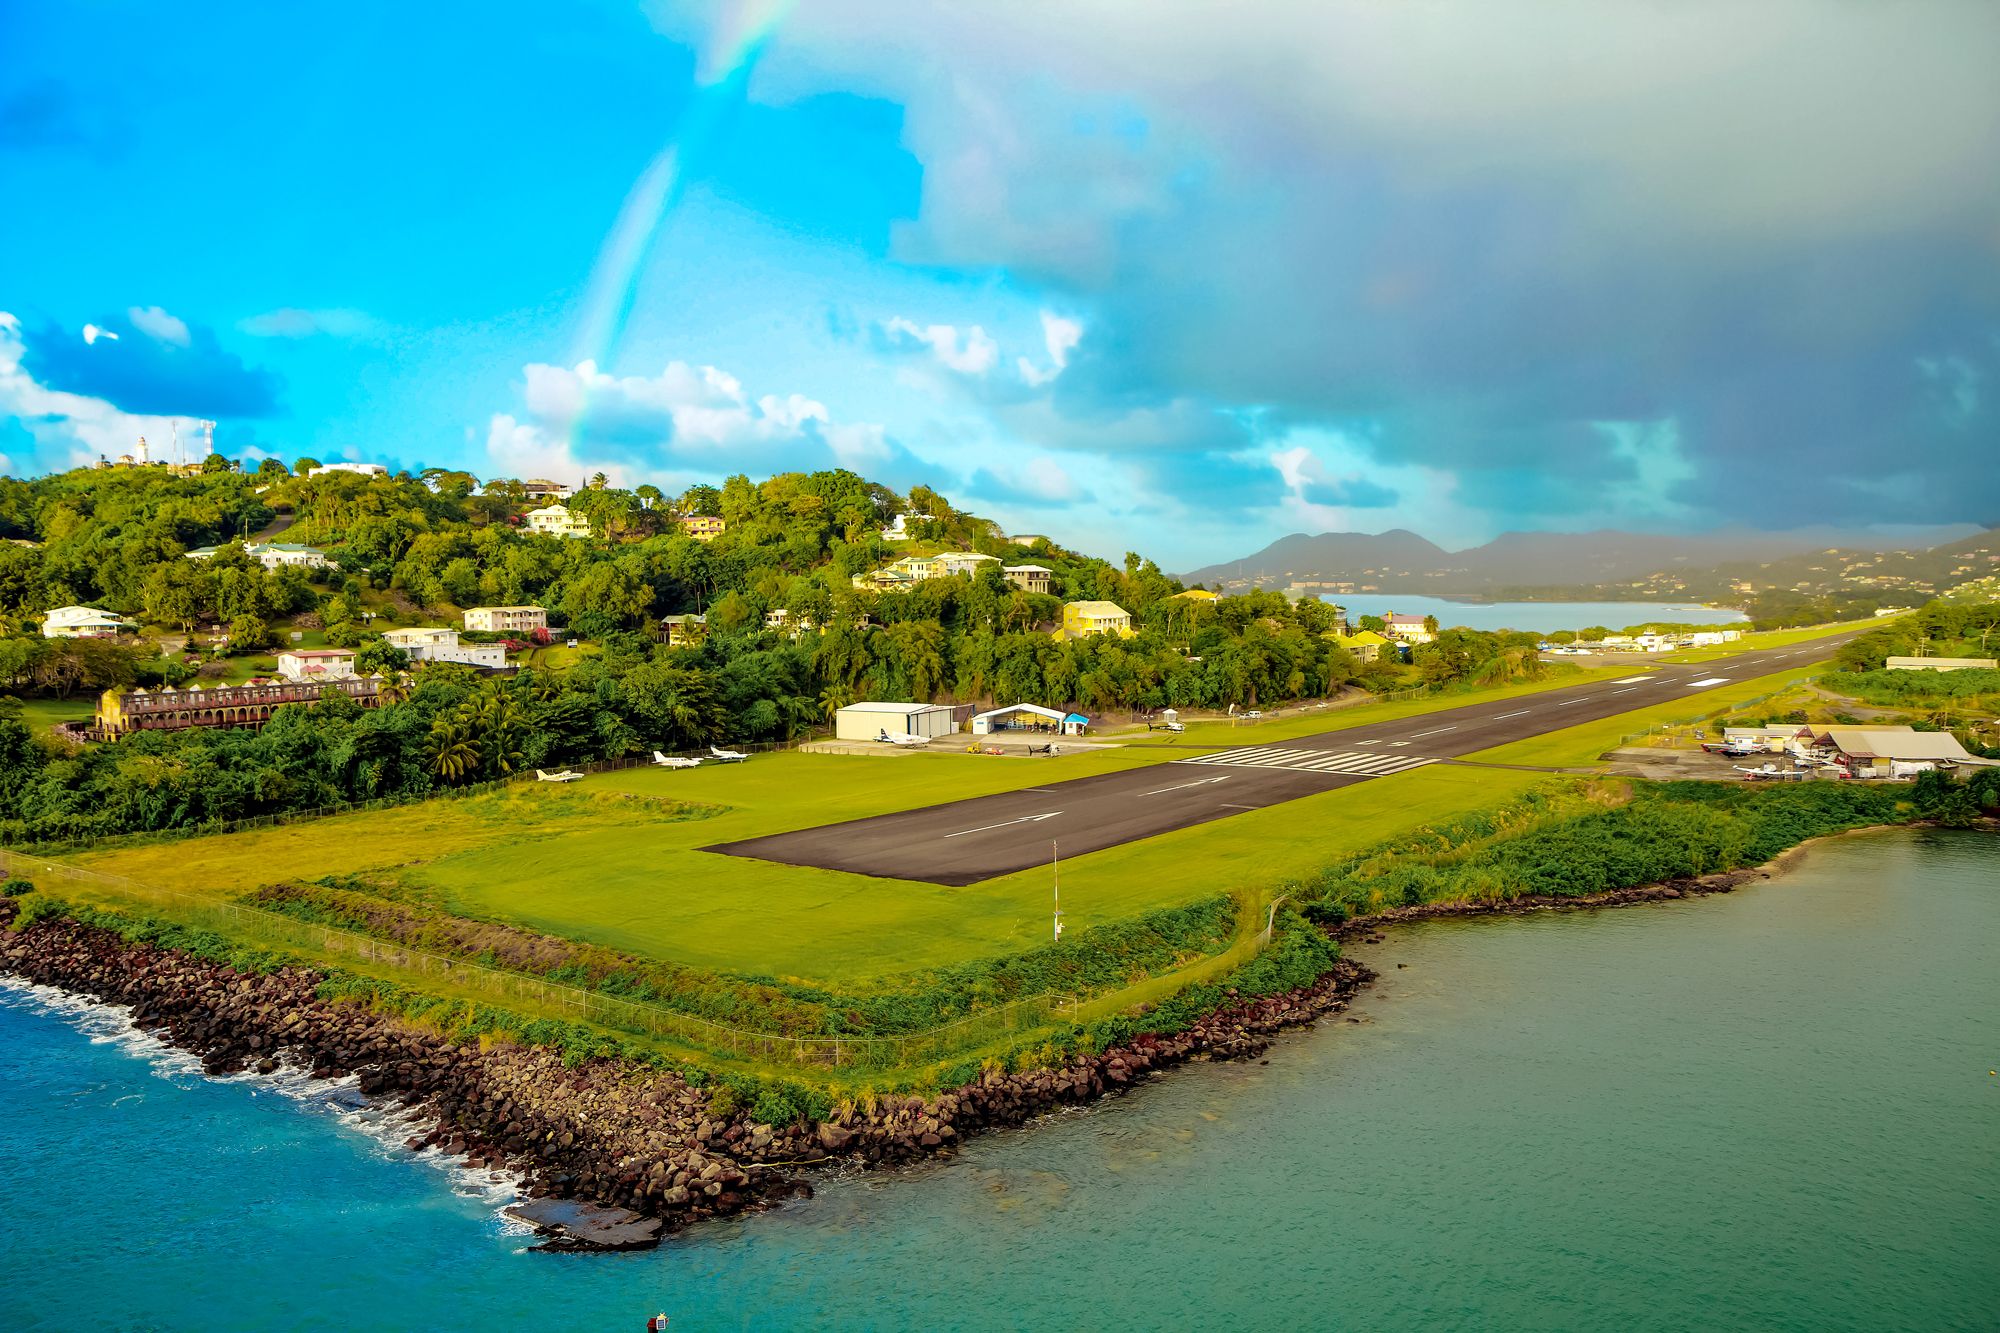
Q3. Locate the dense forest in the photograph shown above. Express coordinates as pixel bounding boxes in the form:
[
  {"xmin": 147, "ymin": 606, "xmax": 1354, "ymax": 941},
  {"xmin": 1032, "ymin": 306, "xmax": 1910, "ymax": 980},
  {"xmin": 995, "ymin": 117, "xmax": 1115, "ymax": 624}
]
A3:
[{"xmin": 0, "ymin": 459, "xmax": 1546, "ymax": 843}]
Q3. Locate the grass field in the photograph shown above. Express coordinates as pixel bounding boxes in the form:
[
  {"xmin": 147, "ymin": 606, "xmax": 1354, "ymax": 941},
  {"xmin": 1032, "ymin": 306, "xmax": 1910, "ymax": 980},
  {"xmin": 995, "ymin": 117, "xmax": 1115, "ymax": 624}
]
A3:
[
  {"xmin": 70, "ymin": 747, "xmax": 1534, "ymax": 988},
  {"xmin": 11, "ymin": 696, "xmax": 94, "ymax": 736}
]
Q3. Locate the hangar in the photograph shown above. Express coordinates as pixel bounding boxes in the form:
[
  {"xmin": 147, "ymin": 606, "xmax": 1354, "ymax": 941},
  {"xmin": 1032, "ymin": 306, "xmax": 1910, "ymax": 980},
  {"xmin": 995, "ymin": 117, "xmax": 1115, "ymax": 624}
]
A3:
[
  {"xmin": 970, "ymin": 703, "xmax": 1091, "ymax": 736},
  {"xmin": 833, "ymin": 701, "xmax": 960, "ymax": 742}
]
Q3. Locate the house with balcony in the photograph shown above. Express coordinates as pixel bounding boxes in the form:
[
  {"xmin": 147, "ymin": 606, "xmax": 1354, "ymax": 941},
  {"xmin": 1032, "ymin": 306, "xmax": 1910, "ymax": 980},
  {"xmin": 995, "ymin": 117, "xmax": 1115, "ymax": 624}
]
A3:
[
  {"xmin": 1002, "ymin": 564, "xmax": 1053, "ymax": 595},
  {"xmin": 95, "ymin": 677, "xmax": 383, "ymax": 738},
  {"xmin": 1381, "ymin": 613, "xmax": 1436, "ymax": 645},
  {"xmin": 40, "ymin": 605, "xmax": 131, "ymax": 638},
  {"xmin": 463, "ymin": 605, "xmax": 547, "ymax": 634},
  {"xmin": 276, "ymin": 647, "xmax": 358, "ymax": 681},
  {"xmin": 526, "ymin": 504, "xmax": 592, "ymax": 538},
  {"xmin": 382, "ymin": 627, "xmax": 507, "ymax": 669},
  {"xmin": 679, "ymin": 514, "xmax": 727, "ymax": 542}
]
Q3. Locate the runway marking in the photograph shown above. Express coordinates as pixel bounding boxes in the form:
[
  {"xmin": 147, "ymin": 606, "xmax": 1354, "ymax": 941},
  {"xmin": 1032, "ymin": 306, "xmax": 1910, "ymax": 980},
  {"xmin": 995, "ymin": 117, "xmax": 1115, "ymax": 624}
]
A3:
[
  {"xmin": 1218, "ymin": 802, "xmax": 1261, "ymax": 810},
  {"xmin": 1408, "ymin": 726, "xmax": 1457, "ymax": 739},
  {"xmin": 1612, "ymin": 676, "xmax": 1656, "ymax": 684},
  {"xmin": 1174, "ymin": 747, "xmax": 1437, "ymax": 776},
  {"xmin": 1609, "ymin": 687, "xmax": 1639, "ymax": 695},
  {"xmin": 1385, "ymin": 740, "xmax": 1412, "ymax": 746},
  {"xmin": 1143, "ymin": 775, "xmax": 1231, "ymax": 796},
  {"xmin": 943, "ymin": 811, "xmax": 1062, "ymax": 839},
  {"xmin": 1687, "ymin": 677, "xmax": 1730, "ymax": 687},
  {"xmin": 1555, "ymin": 699, "xmax": 1585, "ymax": 706},
  {"xmin": 1492, "ymin": 709, "xmax": 1531, "ymax": 719}
]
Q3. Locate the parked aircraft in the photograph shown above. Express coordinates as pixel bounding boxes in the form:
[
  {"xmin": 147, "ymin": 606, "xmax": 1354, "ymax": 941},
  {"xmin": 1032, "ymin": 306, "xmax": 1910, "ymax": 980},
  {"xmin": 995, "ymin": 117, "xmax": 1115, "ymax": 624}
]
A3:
[
  {"xmin": 710, "ymin": 745, "xmax": 749, "ymax": 762},
  {"xmin": 536, "ymin": 768, "xmax": 583, "ymax": 783},
  {"xmin": 652, "ymin": 751, "xmax": 702, "ymax": 769}
]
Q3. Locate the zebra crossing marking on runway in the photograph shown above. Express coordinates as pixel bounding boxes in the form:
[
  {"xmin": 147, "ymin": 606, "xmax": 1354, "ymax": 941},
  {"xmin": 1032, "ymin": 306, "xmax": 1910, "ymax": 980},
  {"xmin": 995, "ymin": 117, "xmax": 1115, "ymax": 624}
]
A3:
[{"xmin": 1173, "ymin": 745, "xmax": 1437, "ymax": 776}]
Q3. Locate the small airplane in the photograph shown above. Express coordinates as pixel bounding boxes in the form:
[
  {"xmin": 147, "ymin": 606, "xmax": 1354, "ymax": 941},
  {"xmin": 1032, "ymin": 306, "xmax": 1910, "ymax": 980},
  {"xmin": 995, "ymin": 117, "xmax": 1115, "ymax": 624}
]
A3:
[
  {"xmin": 1735, "ymin": 763, "xmax": 1804, "ymax": 780},
  {"xmin": 877, "ymin": 729, "xmax": 930, "ymax": 748},
  {"xmin": 535, "ymin": 768, "xmax": 583, "ymax": 783},
  {"xmin": 1026, "ymin": 742, "xmax": 1061, "ymax": 756},
  {"xmin": 652, "ymin": 750, "xmax": 702, "ymax": 769},
  {"xmin": 1701, "ymin": 740, "xmax": 1762, "ymax": 756},
  {"xmin": 709, "ymin": 745, "xmax": 749, "ymax": 762}
]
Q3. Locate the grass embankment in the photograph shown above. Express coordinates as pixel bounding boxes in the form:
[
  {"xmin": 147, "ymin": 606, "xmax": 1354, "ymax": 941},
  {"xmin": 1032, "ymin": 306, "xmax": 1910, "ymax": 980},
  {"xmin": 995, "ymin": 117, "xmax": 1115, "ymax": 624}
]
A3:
[{"xmin": 12, "ymin": 696, "xmax": 93, "ymax": 736}]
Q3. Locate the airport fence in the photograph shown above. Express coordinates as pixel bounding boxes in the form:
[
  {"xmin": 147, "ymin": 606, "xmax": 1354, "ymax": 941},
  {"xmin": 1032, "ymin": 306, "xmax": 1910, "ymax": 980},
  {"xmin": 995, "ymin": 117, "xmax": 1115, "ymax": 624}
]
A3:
[{"xmin": 0, "ymin": 849, "xmax": 1090, "ymax": 1072}]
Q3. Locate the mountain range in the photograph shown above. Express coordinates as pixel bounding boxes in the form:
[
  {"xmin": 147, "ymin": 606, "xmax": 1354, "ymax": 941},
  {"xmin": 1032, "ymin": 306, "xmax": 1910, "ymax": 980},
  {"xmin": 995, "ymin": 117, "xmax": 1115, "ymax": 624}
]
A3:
[{"xmin": 1181, "ymin": 526, "xmax": 1996, "ymax": 599}]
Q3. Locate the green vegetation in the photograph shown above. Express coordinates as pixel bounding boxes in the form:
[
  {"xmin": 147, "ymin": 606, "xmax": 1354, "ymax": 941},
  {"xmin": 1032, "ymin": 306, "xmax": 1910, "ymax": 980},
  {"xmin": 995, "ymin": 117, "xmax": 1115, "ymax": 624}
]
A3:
[{"xmin": 1297, "ymin": 773, "xmax": 2000, "ymax": 922}]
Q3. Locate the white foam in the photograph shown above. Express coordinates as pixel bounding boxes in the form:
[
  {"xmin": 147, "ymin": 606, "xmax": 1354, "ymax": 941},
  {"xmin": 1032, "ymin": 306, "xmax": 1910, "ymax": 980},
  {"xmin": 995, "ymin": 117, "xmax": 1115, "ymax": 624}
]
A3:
[{"xmin": 0, "ymin": 974, "xmax": 530, "ymax": 1230}]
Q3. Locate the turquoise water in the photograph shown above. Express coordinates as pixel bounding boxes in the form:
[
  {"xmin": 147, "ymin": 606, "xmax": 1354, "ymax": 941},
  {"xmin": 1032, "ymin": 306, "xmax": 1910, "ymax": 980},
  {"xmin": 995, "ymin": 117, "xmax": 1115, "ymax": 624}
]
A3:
[
  {"xmin": 3, "ymin": 828, "xmax": 1993, "ymax": 1331},
  {"xmin": 1325, "ymin": 594, "xmax": 1746, "ymax": 634}
]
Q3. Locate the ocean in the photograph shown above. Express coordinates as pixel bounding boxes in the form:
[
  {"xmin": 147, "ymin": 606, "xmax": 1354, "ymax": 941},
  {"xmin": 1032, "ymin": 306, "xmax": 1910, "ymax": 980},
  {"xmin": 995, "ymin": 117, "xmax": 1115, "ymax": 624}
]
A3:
[{"xmin": 3, "ymin": 827, "xmax": 1992, "ymax": 1331}]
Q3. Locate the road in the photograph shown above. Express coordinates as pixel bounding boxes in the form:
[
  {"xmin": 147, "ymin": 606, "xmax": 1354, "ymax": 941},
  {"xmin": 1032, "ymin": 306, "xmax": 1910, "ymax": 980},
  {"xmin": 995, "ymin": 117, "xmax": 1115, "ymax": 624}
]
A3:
[{"xmin": 708, "ymin": 631, "xmax": 1862, "ymax": 886}]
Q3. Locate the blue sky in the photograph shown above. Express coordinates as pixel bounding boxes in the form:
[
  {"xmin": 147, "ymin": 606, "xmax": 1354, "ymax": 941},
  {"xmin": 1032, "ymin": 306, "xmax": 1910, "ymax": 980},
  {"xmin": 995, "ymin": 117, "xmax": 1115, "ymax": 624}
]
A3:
[{"xmin": 3, "ymin": 0, "xmax": 1997, "ymax": 566}]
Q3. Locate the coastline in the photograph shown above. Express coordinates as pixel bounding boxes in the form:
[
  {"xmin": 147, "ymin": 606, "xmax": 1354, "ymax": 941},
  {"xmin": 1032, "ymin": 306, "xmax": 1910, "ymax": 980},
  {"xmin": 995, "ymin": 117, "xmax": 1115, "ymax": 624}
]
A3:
[{"xmin": 2, "ymin": 818, "xmax": 1986, "ymax": 1251}]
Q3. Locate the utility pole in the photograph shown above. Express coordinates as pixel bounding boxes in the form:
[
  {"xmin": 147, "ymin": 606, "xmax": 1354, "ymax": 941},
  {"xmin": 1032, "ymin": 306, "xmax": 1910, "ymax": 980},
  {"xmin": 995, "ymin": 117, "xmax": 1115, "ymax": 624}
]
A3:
[{"xmin": 1052, "ymin": 840, "xmax": 1063, "ymax": 943}]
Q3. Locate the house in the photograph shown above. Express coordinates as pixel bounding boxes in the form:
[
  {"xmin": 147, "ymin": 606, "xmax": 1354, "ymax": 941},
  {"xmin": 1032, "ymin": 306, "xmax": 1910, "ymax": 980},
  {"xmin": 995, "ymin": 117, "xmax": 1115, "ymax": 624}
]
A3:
[
  {"xmin": 96, "ymin": 677, "xmax": 383, "ymax": 738},
  {"xmin": 1002, "ymin": 564, "xmax": 1054, "ymax": 595},
  {"xmin": 307, "ymin": 462, "xmax": 388, "ymax": 478},
  {"xmin": 932, "ymin": 551, "xmax": 999, "ymax": 578},
  {"xmin": 526, "ymin": 504, "xmax": 592, "ymax": 538},
  {"xmin": 463, "ymin": 605, "xmax": 547, "ymax": 634},
  {"xmin": 276, "ymin": 647, "xmax": 358, "ymax": 682},
  {"xmin": 40, "ymin": 605, "xmax": 130, "ymax": 639},
  {"xmin": 1721, "ymin": 726, "xmax": 1810, "ymax": 755},
  {"xmin": 1805, "ymin": 725, "xmax": 1980, "ymax": 778},
  {"xmin": 679, "ymin": 514, "xmax": 726, "ymax": 542},
  {"xmin": 1329, "ymin": 629, "xmax": 1392, "ymax": 665},
  {"xmin": 880, "ymin": 513, "xmax": 912, "ymax": 542},
  {"xmin": 1687, "ymin": 629, "xmax": 1744, "ymax": 647},
  {"xmin": 1381, "ymin": 613, "xmax": 1436, "ymax": 645},
  {"xmin": 1009, "ymin": 534, "xmax": 1049, "ymax": 547},
  {"xmin": 970, "ymin": 702, "xmax": 1089, "ymax": 736},
  {"xmin": 1886, "ymin": 656, "xmax": 1997, "ymax": 672},
  {"xmin": 522, "ymin": 478, "xmax": 574, "ymax": 501},
  {"xmin": 186, "ymin": 541, "xmax": 332, "ymax": 571},
  {"xmin": 662, "ymin": 613, "xmax": 707, "ymax": 647},
  {"xmin": 381, "ymin": 627, "xmax": 507, "ymax": 669},
  {"xmin": 1059, "ymin": 600, "xmax": 1134, "ymax": 640},
  {"xmin": 833, "ymin": 701, "xmax": 959, "ymax": 742},
  {"xmin": 763, "ymin": 609, "xmax": 817, "ymax": 636}
]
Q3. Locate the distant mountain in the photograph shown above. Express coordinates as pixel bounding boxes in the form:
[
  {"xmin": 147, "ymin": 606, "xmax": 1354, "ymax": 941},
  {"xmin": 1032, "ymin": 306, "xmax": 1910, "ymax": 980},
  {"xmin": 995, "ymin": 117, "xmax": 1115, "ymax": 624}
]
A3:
[{"xmin": 1181, "ymin": 525, "xmax": 1993, "ymax": 597}]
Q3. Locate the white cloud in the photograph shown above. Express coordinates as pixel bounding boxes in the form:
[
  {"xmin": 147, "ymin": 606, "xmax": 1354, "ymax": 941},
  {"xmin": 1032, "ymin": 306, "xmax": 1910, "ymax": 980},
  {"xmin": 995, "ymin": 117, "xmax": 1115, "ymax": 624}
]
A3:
[
  {"xmin": 81, "ymin": 324, "xmax": 118, "ymax": 345},
  {"xmin": 0, "ymin": 312, "xmax": 182, "ymax": 470},
  {"xmin": 1018, "ymin": 311, "xmax": 1082, "ymax": 386},
  {"xmin": 880, "ymin": 317, "xmax": 1000, "ymax": 375},
  {"xmin": 127, "ymin": 305, "xmax": 190, "ymax": 346}
]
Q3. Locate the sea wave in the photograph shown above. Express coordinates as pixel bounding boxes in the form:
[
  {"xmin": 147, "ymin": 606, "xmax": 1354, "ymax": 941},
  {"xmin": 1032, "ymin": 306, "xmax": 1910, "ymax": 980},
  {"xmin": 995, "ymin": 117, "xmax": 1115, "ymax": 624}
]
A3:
[{"xmin": 0, "ymin": 974, "xmax": 531, "ymax": 1232}]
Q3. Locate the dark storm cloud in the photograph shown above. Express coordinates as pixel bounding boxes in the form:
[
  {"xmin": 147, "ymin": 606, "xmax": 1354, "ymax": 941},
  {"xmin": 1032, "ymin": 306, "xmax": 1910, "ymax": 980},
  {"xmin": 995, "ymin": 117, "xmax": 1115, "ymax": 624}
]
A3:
[{"xmin": 21, "ymin": 314, "xmax": 283, "ymax": 418}]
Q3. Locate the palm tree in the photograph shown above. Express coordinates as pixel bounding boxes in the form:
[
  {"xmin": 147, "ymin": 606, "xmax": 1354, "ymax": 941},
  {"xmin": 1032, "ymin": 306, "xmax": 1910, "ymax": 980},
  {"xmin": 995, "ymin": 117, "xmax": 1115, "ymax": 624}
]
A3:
[
  {"xmin": 818, "ymin": 683, "xmax": 856, "ymax": 720},
  {"xmin": 427, "ymin": 717, "xmax": 479, "ymax": 783},
  {"xmin": 471, "ymin": 694, "xmax": 526, "ymax": 776}
]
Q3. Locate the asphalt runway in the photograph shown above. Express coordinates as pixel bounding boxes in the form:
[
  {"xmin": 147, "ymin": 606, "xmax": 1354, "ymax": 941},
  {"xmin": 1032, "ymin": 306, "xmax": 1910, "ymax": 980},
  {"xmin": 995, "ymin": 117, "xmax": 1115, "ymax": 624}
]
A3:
[{"xmin": 709, "ymin": 631, "xmax": 1864, "ymax": 886}]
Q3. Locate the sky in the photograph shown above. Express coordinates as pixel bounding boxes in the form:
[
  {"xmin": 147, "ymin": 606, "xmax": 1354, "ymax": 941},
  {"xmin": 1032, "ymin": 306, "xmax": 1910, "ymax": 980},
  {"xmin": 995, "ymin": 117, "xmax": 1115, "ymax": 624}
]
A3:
[{"xmin": 2, "ymin": 1, "xmax": 1997, "ymax": 568}]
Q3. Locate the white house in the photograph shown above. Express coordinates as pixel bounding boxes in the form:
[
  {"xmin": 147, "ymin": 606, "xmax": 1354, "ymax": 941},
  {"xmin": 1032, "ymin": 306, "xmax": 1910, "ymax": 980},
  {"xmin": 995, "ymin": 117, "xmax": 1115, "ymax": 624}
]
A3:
[
  {"xmin": 276, "ymin": 647, "xmax": 358, "ymax": 681},
  {"xmin": 463, "ymin": 605, "xmax": 547, "ymax": 634},
  {"xmin": 931, "ymin": 551, "xmax": 999, "ymax": 578},
  {"xmin": 307, "ymin": 462, "xmax": 388, "ymax": 478},
  {"xmin": 382, "ymin": 627, "xmax": 507, "ymax": 669},
  {"xmin": 880, "ymin": 513, "xmax": 912, "ymax": 542},
  {"xmin": 186, "ymin": 541, "xmax": 331, "ymax": 571},
  {"xmin": 526, "ymin": 504, "xmax": 592, "ymax": 539},
  {"xmin": 1886, "ymin": 656, "xmax": 1997, "ymax": 672},
  {"xmin": 1381, "ymin": 613, "xmax": 1436, "ymax": 645},
  {"xmin": 40, "ymin": 605, "xmax": 130, "ymax": 638},
  {"xmin": 833, "ymin": 701, "xmax": 959, "ymax": 742}
]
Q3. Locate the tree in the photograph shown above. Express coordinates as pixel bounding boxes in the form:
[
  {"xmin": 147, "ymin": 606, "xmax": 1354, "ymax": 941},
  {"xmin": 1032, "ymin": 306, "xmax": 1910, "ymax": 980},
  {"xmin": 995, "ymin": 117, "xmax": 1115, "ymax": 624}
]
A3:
[
  {"xmin": 426, "ymin": 716, "xmax": 480, "ymax": 783},
  {"xmin": 202, "ymin": 453, "xmax": 234, "ymax": 474},
  {"xmin": 818, "ymin": 683, "xmax": 856, "ymax": 719},
  {"xmin": 293, "ymin": 458, "xmax": 322, "ymax": 476}
]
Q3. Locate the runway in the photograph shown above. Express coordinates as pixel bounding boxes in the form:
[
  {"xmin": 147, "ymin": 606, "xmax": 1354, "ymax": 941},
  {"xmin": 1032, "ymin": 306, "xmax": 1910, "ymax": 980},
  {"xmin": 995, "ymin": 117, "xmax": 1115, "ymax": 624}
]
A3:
[{"xmin": 708, "ymin": 632, "xmax": 1861, "ymax": 886}]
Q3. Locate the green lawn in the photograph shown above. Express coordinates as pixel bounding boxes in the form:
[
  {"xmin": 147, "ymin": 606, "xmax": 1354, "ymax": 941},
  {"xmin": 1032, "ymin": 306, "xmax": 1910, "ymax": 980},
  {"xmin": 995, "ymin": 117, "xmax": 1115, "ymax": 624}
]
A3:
[{"xmin": 10, "ymin": 695, "xmax": 95, "ymax": 736}]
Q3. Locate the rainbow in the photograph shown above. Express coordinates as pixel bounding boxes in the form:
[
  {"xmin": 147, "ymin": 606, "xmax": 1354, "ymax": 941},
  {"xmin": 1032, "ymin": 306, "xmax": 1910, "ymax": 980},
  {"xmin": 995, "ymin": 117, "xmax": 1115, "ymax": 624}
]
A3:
[{"xmin": 562, "ymin": 0, "xmax": 795, "ymax": 453}]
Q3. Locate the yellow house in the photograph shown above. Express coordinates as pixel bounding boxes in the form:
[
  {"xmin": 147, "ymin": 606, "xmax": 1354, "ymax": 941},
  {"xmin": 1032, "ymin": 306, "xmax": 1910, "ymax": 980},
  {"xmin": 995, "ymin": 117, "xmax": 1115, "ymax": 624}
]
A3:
[
  {"xmin": 1059, "ymin": 600, "xmax": 1134, "ymax": 640},
  {"xmin": 1329, "ymin": 629, "xmax": 1392, "ymax": 665}
]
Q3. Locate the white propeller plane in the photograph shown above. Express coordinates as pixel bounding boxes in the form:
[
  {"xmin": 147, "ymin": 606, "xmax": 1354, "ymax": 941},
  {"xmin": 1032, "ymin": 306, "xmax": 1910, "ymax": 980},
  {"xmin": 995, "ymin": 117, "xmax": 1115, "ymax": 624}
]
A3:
[
  {"xmin": 652, "ymin": 750, "xmax": 703, "ymax": 769},
  {"xmin": 877, "ymin": 729, "xmax": 930, "ymax": 748},
  {"xmin": 709, "ymin": 745, "xmax": 749, "ymax": 762},
  {"xmin": 535, "ymin": 768, "xmax": 583, "ymax": 783}
]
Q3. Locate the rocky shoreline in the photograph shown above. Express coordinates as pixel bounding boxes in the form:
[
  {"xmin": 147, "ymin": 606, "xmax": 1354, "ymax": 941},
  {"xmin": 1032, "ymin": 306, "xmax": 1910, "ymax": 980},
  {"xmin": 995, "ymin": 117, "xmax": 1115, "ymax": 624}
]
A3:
[{"xmin": 0, "ymin": 896, "xmax": 1372, "ymax": 1251}]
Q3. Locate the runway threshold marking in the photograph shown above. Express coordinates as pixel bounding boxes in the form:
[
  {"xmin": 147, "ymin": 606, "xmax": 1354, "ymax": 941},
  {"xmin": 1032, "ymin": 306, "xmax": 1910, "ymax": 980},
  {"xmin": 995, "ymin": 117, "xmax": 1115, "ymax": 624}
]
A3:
[
  {"xmin": 1144, "ymin": 775, "xmax": 1231, "ymax": 796},
  {"xmin": 1612, "ymin": 675, "xmax": 1656, "ymax": 684},
  {"xmin": 943, "ymin": 811, "xmax": 1062, "ymax": 839}
]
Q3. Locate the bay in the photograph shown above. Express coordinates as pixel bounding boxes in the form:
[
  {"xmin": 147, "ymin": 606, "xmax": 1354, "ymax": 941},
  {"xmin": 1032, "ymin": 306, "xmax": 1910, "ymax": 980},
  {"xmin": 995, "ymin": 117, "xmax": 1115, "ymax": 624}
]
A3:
[{"xmin": 2, "ymin": 827, "xmax": 1992, "ymax": 1331}]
